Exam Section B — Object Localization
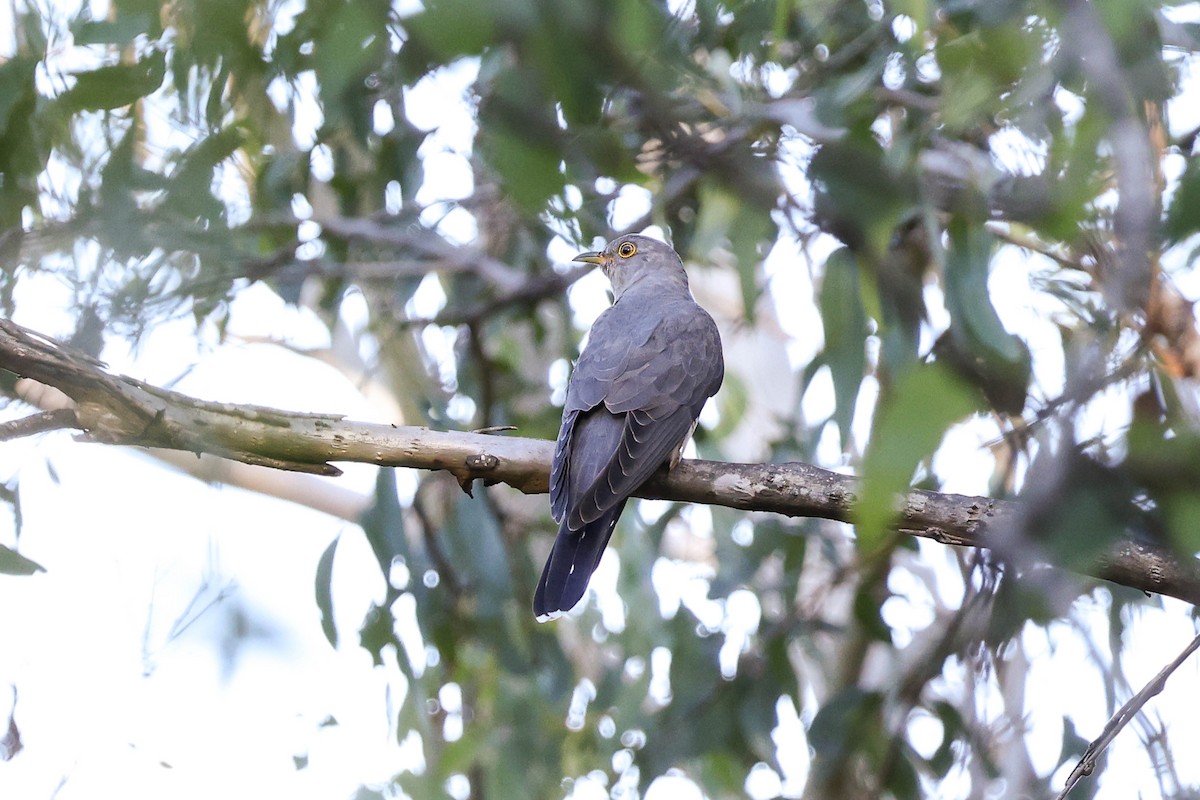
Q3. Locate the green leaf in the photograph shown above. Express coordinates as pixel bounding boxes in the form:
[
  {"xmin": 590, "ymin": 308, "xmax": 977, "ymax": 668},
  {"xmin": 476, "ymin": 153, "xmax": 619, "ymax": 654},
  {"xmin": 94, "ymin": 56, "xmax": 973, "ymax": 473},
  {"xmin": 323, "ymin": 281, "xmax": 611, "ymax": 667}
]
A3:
[
  {"xmin": 162, "ymin": 125, "xmax": 247, "ymax": 221},
  {"xmin": 315, "ymin": 535, "xmax": 339, "ymax": 648},
  {"xmin": 691, "ymin": 183, "xmax": 741, "ymax": 256},
  {"xmin": 691, "ymin": 183, "xmax": 774, "ymax": 319},
  {"xmin": 929, "ymin": 702, "xmax": 963, "ymax": 776},
  {"xmin": 314, "ymin": 1, "xmax": 387, "ymax": 102},
  {"xmin": 405, "ymin": 0, "xmax": 496, "ymax": 61},
  {"xmin": 61, "ymin": 50, "xmax": 166, "ymax": 112},
  {"xmin": 711, "ymin": 371, "xmax": 748, "ymax": 441},
  {"xmin": 479, "ymin": 128, "xmax": 563, "ymax": 212},
  {"xmin": 891, "ymin": 0, "xmax": 930, "ymax": 34},
  {"xmin": 936, "ymin": 23, "xmax": 1032, "ymax": 134},
  {"xmin": 885, "ymin": 745, "xmax": 922, "ymax": 800},
  {"xmin": 737, "ymin": 671, "xmax": 782, "ymax": 758},
  {"xmin": 809, "ymin": 688, "xmax": 882, "ymax": 760},
  {"xmin": 0, "ymin": 56, "xmax": 36, "ymax": 134},
  {"xmin": 1056, "ymin": 717, "xmax": 1101, "ymax": 799},
  {"xmin": 359, "ymin": 468, "xmax": 410, "ymax": 583},
  {"xmin": 1166, "ymin": 155, "xmax": 1200, "ymax": 244},
  {"xmin": 1160, "ymin": 487, "xmax": 1200, "ymax": 554},
  {"xmin": 728, "ymin": 204, "xmax": 773, "ymax": 321},
  {"xmin": 0, "ymin": 55, "xmax": 40, "ymax": 227},
  {"xmin": 113, "ymin": 0, "xmax": 164, "ymax": 37},
  {"xmin": 696, "ymin": 755, "xmax": 744, "ymax": 796},
  {"xmin": 0, "ymin": 544, "xmax": 45, "ymax": 576},
  {"xmin": 1041, "ymin": 101, "xmax": 1108, "ymax": 239},
  {"xmin": 820, "ymin": 248, "xmax": 868, "ymax": 450},
  {"xmin": 939, "ymin": 218, "xmax": 1031, "ymax": 414},
  {"xmin": 72, "ymin": 12, "xmax": 152, "ymax": 45},
  {"xmin": 378, "ymin": 122, "xmax": 428, "ymax": 208},
  {"xmin": 812, "ymin": 52, "xmax": 888, "ymax": 132},
  {"xmin": 856, "ymin": 362, "xmax": 976, "ymax": 550},
  {"xmin": 358, "ymin": 601, "xmax": 399, "ymax": 669},
  {"xmin": 853, "ymin": 583, "xmax": 893, "ymax": 643},
  {"xmin": 442, "ymin": 491, "xmax": 512, "ymax": 617},
  {"xmin": 943, "ymin": 220, "xmax": 1025, "ymax": 364},
  {"xmin": 809, "ymin": 140, "xmax": 915, "ymax": 260}
]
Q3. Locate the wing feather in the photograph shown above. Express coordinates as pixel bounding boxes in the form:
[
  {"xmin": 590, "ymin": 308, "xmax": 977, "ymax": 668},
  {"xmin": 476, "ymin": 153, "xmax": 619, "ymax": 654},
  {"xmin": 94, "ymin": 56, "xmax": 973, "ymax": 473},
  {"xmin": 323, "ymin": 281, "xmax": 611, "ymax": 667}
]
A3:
[
  {"xmin": 562, "ymin": 297, "xmax": 723, "ymax": 527},
  {"xmin": 572, "ymin": 406, "xmax": 697, "ymax": 527}
]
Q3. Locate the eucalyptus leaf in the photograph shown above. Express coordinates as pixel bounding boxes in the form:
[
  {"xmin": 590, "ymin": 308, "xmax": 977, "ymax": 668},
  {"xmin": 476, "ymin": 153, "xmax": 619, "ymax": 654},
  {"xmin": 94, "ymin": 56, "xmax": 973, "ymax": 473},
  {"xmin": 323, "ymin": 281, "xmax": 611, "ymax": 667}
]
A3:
[
  {"xmin": 0, "ymin": 544, "xmax": 44, "ymax": 576},
  {"xmin": 819, "ymin": 248, "xmax": 868, "ymax": 450},
  {"xmin": 60, "ymin": 50, "xmax": 166, "ymax": 112},
  {"xmin": 314, "ymin": 535, "xmax": 339, "ymax": 648},
  {"xmin": 857, "ymin": 363, "xmax": 976, "ymax": 549}
]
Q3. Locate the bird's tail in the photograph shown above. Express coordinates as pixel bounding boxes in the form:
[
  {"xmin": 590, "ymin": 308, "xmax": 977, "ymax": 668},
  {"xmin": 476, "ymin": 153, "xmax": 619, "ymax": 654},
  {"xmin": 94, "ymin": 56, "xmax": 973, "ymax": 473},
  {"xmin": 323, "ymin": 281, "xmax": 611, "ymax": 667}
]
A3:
[{"xmin": 533, "ymin": 500, "xmax": 627, "ymax": 622}]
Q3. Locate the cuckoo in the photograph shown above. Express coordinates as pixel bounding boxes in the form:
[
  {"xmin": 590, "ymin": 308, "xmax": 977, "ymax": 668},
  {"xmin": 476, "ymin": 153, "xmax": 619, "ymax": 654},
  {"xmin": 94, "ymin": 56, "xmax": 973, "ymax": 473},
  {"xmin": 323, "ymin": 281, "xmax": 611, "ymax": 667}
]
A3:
[{"xmin": 534, "ymin": 234, "xmax": 724, "ymax": 621}]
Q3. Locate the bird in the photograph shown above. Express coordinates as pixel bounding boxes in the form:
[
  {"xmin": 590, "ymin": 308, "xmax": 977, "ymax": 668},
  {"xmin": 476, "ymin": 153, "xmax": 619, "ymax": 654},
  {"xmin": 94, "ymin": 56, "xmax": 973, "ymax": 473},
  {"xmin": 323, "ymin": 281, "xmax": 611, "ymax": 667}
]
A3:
[{"xmin": 534, "ymin": 234, "xmax": 724, "ymax": 621}]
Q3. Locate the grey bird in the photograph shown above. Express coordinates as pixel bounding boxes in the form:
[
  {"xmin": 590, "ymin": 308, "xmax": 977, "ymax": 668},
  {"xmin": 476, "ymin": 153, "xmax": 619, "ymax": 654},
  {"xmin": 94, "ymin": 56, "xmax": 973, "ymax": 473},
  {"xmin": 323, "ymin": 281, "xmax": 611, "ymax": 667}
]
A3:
[{"xmin": 534, "ymin": 234, "xmax": 724, "ymax": 621}]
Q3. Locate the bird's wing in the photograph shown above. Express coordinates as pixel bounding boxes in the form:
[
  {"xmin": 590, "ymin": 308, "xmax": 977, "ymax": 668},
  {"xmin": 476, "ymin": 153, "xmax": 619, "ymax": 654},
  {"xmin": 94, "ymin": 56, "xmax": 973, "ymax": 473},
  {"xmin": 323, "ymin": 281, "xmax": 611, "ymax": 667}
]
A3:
[
  {"xmin": 549, "ymin": 305, "xmax": 654, "ymax": 523},
  {"xmin": 562, "ymin": 300, "xmax": 724, "ymax": 530}
]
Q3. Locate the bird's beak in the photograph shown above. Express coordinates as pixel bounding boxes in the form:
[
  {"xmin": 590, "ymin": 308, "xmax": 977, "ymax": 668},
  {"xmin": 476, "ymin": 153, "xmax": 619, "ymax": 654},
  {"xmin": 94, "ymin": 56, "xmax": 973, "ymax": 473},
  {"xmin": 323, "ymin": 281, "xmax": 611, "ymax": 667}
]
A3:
[{"xmin": 573, "ymin": 251, "xmax": 607, "ymax": 265}]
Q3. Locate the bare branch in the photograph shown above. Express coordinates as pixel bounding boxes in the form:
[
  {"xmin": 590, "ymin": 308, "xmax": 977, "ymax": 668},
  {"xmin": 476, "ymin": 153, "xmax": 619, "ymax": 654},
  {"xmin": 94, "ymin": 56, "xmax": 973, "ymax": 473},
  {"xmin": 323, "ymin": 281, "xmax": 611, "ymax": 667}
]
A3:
[
  {"xmin": 0, "ymin": 408, "xmax": 78, "ymax": 441},
  {"xmin": 1, "ymin": 318, "xmax": 1198, "ymax": 603},
  {"xmin": 1055, "ymin": 630, "xmax": 1200, "ymax": 798},
  {"xmin": 315, "ymin": 215, "xmax": 528, "ymax": 292},
  {"xmin": 401, "ymin": 262, "xmax": 594, "ymax": 328}
]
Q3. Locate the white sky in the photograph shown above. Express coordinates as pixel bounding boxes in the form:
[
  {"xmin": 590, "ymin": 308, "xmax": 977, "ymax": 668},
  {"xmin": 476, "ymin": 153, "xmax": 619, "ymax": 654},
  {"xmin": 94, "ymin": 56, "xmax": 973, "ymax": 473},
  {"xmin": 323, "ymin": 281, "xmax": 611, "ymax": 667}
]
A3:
[{"xmin": 2, "ymin": 2, "xmax": 1200, "ymax": 799}]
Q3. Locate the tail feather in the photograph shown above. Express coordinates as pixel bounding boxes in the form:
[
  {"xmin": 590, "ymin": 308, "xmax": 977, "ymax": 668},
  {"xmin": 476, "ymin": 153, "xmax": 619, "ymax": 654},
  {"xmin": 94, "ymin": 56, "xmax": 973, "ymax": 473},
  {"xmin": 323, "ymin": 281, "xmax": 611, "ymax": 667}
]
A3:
[{"xmin": 533, "ymin": 500, "xmax": 626, "ymax": 622}]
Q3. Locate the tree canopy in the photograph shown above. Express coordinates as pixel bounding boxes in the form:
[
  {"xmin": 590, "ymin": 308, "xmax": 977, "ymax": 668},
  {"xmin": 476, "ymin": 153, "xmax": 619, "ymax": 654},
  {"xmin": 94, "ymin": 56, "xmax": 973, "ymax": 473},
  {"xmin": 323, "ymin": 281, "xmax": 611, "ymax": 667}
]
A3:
[{"xmin": 3, "ymin": 0, "xmax": 1200, "ymax": 798}]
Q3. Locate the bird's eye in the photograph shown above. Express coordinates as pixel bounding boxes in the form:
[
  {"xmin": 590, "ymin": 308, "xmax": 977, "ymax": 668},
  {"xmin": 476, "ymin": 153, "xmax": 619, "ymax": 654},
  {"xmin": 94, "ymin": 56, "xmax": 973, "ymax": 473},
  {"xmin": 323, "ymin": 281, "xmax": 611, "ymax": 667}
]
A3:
[{"xmin": 617, "ymin": 242, "xmax": 637, "ymax": 258}]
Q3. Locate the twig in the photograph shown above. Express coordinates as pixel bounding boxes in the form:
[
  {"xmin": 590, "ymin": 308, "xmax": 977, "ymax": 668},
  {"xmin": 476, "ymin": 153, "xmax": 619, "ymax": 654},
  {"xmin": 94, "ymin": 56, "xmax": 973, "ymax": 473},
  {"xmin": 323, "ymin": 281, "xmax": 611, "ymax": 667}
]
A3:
[
  {"xmin": 986, "ymin": 222, "xmax": 1085, "ymax": 271},
  {"xmin": 466, "ymin": 321, "xmax": 497, "ymax": 428},
  {"xmin": 165, "ymin": 580, "xmax": 238, "ymax": 643},
  {"xmin": 411, "ymin": 484, "xmax": 464, "ymax": 598},
  {"xmin": 875, "ymin": 86, "xmax": 940, "ymax": 114},
  {"xmin": 0, "ymin": 408, "xmax": 79, "ymax": 440},
  {"xmin": 1055, "ymin": 630, "xmax": 1200, "ymax": 798},
  {"xmin": 981, "ymin": 351, "xmax": 1146, "ymax": 451},
  {"xmin": 316, "ymin": 216, "xmax": 527, "ymax": 292},
  {"xmin": 400, "ymin": 262, "xmax": 594, "ymax": 328}
]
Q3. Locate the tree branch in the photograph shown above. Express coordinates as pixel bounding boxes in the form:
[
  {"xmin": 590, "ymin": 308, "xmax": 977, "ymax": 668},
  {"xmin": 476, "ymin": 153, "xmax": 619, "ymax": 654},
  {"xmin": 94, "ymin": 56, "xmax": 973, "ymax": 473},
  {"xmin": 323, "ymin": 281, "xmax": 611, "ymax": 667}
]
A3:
[
  {"xmin": 400, "ymin": 262, "xmax": 595, "ymax": 328},
  {"xmin": 0, "ymin": 408, "xmax": 78, "ymax": 440},
  {"xmin": 315, "ymin": 215, "xmax": 528, "ymax": 292},
  {"xmin": 1, "ymin": 318, "xmax": 1198, "ymax": 603}
]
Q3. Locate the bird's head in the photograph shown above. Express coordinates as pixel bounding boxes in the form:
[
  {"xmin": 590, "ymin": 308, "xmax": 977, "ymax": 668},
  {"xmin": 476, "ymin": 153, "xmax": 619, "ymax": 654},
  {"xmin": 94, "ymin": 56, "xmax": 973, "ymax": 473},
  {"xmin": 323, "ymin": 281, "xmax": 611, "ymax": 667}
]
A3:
[{"xmin": 573, "ymin": 234, "xmax": 689, "ymax": 299}]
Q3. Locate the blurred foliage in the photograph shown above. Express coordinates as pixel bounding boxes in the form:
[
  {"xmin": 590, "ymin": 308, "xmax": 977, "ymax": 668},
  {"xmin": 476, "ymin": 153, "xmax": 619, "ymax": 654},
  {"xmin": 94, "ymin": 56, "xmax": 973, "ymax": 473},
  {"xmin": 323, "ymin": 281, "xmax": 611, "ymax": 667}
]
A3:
[{"xmin": 4, "ymin": 0, "xmax": 1200, "ymax": 797}]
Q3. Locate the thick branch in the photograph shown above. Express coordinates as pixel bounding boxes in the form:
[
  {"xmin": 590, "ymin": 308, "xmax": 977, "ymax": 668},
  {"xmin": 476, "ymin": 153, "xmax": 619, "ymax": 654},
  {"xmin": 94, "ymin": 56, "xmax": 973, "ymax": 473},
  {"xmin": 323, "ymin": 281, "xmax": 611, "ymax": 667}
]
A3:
[{"xmin": 1, "ymin": 319, "xmax": 1197, "ymax": 603}]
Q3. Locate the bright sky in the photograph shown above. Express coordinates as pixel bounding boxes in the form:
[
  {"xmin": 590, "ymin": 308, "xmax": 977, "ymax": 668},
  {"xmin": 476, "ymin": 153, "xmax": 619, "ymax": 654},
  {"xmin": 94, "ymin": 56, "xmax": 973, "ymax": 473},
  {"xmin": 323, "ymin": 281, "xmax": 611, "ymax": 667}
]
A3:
[{"xmin": 2, "ymin": 2, "xmax": 1200, "ymax": 799}]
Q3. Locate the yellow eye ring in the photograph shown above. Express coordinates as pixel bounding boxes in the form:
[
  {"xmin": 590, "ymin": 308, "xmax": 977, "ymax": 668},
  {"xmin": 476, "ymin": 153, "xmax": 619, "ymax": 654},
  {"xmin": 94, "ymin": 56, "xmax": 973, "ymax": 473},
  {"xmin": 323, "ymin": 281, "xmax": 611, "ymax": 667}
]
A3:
[{"xmin": 617, "ymin": 242, "xmax": 637, "ymax": 258}]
